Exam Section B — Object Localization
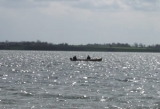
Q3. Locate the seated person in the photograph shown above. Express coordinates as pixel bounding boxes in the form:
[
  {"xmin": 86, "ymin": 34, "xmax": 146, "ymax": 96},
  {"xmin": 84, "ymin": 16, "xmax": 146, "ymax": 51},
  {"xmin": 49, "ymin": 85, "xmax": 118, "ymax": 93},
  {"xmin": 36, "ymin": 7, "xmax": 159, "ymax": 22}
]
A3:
[
  {"xmin": 73, "ymin": 56, "xmax": 77, "ymax": 60},
  {"xmin": 87, "ymin": 55, "xmax": 91, "ymax": 60}
]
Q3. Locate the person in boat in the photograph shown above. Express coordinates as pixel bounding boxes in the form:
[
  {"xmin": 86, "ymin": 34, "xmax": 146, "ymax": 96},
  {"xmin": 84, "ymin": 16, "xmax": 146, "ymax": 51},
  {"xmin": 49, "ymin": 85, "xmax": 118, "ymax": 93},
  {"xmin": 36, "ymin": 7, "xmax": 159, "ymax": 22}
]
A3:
[
  {"xmin": 73, "ymin": 56, "xmax": 77, "ymax": 60},
  {"xmin": 87, "ymin": 55, "xmax": 91, "ymax": 60}
]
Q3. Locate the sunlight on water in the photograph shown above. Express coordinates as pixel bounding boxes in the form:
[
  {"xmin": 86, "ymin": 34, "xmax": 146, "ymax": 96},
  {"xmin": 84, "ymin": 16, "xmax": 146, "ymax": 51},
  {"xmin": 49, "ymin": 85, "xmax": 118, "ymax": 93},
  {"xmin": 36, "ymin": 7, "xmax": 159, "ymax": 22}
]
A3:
[{"xmin": 0, "ymin": 51, "xmax": 160, "ymax": 108}]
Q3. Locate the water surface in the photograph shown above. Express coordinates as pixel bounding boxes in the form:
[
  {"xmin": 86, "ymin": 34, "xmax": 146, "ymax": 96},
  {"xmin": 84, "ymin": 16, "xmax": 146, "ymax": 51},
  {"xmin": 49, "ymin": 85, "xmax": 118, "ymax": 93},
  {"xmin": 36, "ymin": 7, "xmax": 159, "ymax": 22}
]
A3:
[{"xmin": 0, "ymin": 51, "xmax": 160, "ymax": 109}]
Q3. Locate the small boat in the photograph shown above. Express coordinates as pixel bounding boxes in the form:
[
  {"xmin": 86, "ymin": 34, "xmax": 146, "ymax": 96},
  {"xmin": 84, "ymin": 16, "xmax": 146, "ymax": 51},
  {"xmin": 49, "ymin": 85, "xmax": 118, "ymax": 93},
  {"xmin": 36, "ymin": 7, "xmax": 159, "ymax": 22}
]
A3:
[{"xmin": 70, "ymin": 58, "xmax": 102, "ymax": 61}]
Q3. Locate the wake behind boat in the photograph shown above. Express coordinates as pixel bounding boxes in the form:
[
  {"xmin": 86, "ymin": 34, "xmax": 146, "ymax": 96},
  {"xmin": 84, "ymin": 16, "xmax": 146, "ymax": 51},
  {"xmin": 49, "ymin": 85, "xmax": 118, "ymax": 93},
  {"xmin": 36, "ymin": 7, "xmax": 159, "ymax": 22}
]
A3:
[{"xmin": 70, "ymin": 58, "xmax": 102, "ymax": 61}]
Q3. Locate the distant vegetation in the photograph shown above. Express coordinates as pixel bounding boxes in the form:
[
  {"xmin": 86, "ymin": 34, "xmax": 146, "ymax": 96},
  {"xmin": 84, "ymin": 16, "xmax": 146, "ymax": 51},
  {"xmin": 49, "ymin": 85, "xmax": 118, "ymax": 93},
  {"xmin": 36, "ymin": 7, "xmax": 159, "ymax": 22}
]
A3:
[{"xmin": 0, "ymin": 40, "xmax": 160, "ymax": 52}]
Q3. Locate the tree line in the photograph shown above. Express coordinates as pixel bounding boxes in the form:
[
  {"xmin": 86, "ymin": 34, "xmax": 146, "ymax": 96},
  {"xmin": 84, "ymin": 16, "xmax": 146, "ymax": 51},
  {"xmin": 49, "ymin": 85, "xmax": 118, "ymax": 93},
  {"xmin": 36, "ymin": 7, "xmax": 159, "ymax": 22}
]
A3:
[{"xmin": 0, "ymin": 41, "xmax": 160, "ymax": 52}]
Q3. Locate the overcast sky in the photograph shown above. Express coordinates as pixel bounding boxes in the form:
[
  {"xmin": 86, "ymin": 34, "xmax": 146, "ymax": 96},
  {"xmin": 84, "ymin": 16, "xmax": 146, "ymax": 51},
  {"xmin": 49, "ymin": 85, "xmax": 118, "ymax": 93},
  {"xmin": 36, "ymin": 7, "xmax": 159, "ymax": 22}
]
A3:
[{"xmin": 1, "ymin": 0, "xmax": 160, "ymax": 45}]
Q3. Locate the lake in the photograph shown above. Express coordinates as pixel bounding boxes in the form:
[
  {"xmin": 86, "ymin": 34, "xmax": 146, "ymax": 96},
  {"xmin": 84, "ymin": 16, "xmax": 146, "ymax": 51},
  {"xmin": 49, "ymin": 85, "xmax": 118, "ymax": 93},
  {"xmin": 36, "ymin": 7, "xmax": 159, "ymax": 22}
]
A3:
[{"xmin": 0, "ymin": 50, "xmax": 160, "ymax": 109}]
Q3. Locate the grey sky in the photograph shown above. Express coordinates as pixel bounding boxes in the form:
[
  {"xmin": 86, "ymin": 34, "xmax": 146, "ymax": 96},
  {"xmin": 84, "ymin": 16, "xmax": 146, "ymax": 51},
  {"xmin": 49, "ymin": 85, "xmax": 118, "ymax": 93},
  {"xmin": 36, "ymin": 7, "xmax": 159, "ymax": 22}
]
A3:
[{"xmin": 1, "ymin": 0, "xmax": 160, "ymax": 45}]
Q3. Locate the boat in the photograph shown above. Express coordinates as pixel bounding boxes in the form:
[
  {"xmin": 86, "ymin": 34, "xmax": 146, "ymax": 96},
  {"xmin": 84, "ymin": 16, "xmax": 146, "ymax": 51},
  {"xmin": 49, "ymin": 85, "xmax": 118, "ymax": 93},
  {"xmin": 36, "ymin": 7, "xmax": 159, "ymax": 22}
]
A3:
[{"xmin": 70, "ymin": 58, "xmax": 102, "ymax": 61}]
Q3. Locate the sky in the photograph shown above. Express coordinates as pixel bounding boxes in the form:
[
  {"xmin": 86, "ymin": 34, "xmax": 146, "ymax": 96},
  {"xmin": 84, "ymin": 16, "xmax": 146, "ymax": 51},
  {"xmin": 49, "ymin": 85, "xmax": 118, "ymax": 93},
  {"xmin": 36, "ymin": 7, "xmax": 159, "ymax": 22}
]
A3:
[{"xmin": 1, "ymin": 0, "xmax": 160, "ymax": 45}]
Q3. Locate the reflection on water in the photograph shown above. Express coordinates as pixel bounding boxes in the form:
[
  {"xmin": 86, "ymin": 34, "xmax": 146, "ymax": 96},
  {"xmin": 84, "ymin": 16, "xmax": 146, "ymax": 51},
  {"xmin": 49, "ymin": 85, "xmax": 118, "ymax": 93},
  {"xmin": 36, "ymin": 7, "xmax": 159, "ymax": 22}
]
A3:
[{"xmin": 0, "ymin": 51, "xmax": 160, "ymax": 108}]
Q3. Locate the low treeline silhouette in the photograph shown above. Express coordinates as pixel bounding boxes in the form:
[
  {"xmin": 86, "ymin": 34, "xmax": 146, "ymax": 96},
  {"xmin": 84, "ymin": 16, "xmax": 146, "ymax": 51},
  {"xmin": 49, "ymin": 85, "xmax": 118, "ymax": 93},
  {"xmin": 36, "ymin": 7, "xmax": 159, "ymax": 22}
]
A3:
[{"xmin": 0, "ymin": 41, "xmax": 160, "ymax": 52}]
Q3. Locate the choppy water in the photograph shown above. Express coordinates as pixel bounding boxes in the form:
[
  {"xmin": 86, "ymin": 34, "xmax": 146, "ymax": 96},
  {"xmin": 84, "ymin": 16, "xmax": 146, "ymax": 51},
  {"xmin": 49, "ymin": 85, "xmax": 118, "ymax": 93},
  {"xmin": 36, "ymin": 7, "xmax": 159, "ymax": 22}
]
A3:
[{"xmin": 0, "ymin": 50, "xmax": 160, "ymax": 109}]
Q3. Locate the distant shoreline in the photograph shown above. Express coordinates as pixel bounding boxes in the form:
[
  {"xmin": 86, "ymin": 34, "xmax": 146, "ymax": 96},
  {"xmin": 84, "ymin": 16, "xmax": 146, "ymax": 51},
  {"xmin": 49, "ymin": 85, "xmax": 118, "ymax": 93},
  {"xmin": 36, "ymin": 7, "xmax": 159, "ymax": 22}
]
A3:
[
  {"xmin": 0, "ymin": 41, "xmax": 160, "ymax": 52},
  {"xmin": 0, "ymin": 48, "xmax": 158, "ymax": 53}
]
